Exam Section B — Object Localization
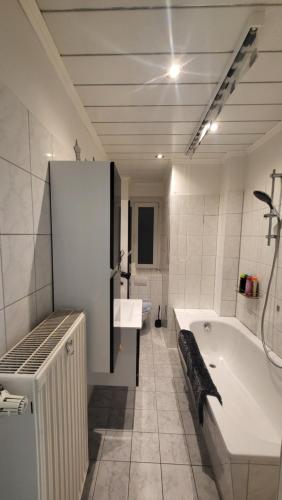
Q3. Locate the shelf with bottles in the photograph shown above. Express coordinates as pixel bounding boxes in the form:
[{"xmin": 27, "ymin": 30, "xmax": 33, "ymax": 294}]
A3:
[{"xmin": 236, "ymin": 290, "xmax": 260, "ymax": 299}]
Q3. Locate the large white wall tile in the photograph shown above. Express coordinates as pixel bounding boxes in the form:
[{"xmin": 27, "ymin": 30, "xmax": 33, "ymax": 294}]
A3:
[
  {"xmin": 0, "ymin": 158, "xmax": 33, "ymax": 234},
  {"xmin": 225, "ymin": 191, "xmax": 243, "ymax": 214},
  {"xmin": 36, "ymin": 284, "xmax": 53, "ymax": 323},
  {"xmin": 202, "ymin": 256, "xmax": 216, "ymax": 276},
  {"xmin": 203, "ymin": 236, "xmax": 217, "ymax": 256},
  {"xmin": 187, "ymin": 236, "xmax": 203, "ymax": 257},
  {"xmin": 201, "ymin": 275, "xmax": 215, "ymax": 295},
  {"xmin": 5, "ymin": 293, "xmax": 36, "ymax": 349},
  {"xmin": 203, "ymin": 216, "xmax": 218, "ymax": 235},
  {"xmin": 31, "ymin": 176, "xmax": 51, "ymax": 234},
  {"xmin": 29, "ymin": 112, "xmax": 52, "ymax": 182},
  {"xmin": 34, "ymin": 235, "xmax": 52, "ymax": 289},
  {"xmin": 0, "ymin": 245, "xmax": 3, "ymax": 310},
  {"xmin": 0, "ymin": 310, "xmax": 6, "ymax": 355},
  {"xmin": 231, "ymin": 464, "xmax": 248, "ymax": 500},
  {"xmin": 1, "ymin": 235, "xmax": 35, "ymax": 306},
  {"xmin": 224, "ymin": 236, "xmax": 241, "ymax": 259},
  {"xmin": 224, "ymin": 214, "xmax": 242, "ymax": 236},
  {"xmin": 0, "ymin": 84, "xmax": 30, "ymax": 171},
  {"xmin": 204, "ymin": 195, "xmax": 219, "ymax": 215}
]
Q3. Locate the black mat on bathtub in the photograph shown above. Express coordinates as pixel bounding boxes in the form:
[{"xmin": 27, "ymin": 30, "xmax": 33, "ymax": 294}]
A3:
[{"xmin": 178, "ymin": 329, "xmax": 222, "ymax": 425}]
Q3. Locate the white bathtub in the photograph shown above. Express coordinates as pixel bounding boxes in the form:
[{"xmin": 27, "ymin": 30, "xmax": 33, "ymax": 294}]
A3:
[{"xmin": 174, "ymin": 308, "xmax": 282, "ymax": 500}]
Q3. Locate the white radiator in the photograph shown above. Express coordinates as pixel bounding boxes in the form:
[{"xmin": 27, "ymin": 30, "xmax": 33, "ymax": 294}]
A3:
[{"xmin": 0, "ymin": 311, "xmax": 88, "ymax": 500}]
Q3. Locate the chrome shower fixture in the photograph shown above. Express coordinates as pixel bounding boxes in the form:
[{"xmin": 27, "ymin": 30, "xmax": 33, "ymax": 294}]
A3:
[{"xmin": 254, "ymin": 169, "xmax": 282, "ymax": 246}]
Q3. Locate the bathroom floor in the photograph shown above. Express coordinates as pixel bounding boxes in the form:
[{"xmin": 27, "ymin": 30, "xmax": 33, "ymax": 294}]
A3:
[{"xmin": 82, "ymin": 325, "xmax": 220, "ymax": 500}]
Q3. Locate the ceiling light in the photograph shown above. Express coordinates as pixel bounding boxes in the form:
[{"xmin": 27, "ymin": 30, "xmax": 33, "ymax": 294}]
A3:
[
  {"xmin": 210, "ymin": 122, "xmax": 218, "ymax": 133},
  {"xmin": 168, "ymin": 64, "xmax": 180, "ymax": 79},
  {"xmin": 46, "ymin": 153, "xmax": 52, "ymax": 158},
  {"xmin": 185, "ymin": 10, "xmax": 264, "ymax": 157},
  {"xmin": 156, "ymin": 153, "xmax": 164, "ymax": 159}
]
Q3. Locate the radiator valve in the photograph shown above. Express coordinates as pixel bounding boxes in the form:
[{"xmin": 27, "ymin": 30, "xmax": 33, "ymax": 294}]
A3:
[{"xmin": 0, "ymin": 386, "xmax": 28, "ymax": 416}]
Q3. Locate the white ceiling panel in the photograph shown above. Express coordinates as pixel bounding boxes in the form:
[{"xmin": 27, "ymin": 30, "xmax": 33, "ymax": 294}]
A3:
[
  {"xmin": 213, "ymin": 121, "xmax": 279, "ymax": 134},
  {"xmin": 257, "ymin": 7, "xmax": 282, "ymax": 51},
  {"xmin": 104, "ymin": 144, "xmax": 185, "ymax": 153},
  {"xmin": 100, "ymin": 134, "xmax": 190, "ymax": 145},
  {"xmin": 228, "ymin": 83, "xmax": 282, "ymax": 105},
  {"xmin": 198, "ymin": 144, "xmax": 248, "ymax": 152},
  {"xmin": 87, "ymin": 105, "xmax": 205, "ymax": 122},
  {"xmin": 38, "ymin": 1, "xmax": 282, "ymax": 8},
  {"xmin": 218, "ymin": 105, "xmax": 282, "ymax": 121},
  {"xmin": 242, "ymin": 53, "xmax": 282, "ymax": 83},
  {"xmin": 43, "ymin": 8, "xmax": 252, "ymax": 55},
  {"xmin": 63, "ymin": 53, "xmax": 228, "ymax": 85},
  {"xmin": 94, "ymin": 122, "xmax": 197, "ymax": 135},
  {"xmin": 76, "ymin": 83, "xmax": 215, "ymax": 106},
  {"xmin": 202, "ymin": 133, "xmax": 262, "ymax": 145}
]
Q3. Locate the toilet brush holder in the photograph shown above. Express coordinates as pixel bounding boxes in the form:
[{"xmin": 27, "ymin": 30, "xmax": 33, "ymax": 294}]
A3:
[{"xmin": 155, "ymin": 306, "xmax": 161, "ymax": 328}]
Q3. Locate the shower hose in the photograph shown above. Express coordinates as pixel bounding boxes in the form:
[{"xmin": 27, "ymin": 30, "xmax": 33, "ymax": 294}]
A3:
[{"xmin": 261, "ymin": 216, "xmax": 282, "ymax": 368}]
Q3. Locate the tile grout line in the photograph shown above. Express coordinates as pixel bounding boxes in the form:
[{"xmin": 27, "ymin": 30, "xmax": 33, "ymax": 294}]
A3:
[{"xmin": 27, "ymin": 112, "xmax": 38, "ymax": 322}]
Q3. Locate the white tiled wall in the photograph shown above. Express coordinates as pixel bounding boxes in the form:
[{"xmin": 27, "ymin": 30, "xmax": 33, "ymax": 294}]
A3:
[
  {"xmin": 236, "ymin": 130, "xmax": 282, "ymax": 358},
  {"xmin": 167, "ymin": 193, "xmax": 219, "ymax": 332},
  {"xmin": 0, "ymin": 82, "xmax": 74, "ymax": 356},
  {"xmin": 130, "ymin": 270, "xmax": 163, "ymax": 323},
  {"xmin": 214, "ymin": 191, "xmax": 243, "ymax": 316}
]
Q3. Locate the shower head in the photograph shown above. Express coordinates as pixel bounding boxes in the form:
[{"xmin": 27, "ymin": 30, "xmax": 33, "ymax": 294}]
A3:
[{"xmin": 253, "ymin": 190, "xmax": 274, "ymax": 210}]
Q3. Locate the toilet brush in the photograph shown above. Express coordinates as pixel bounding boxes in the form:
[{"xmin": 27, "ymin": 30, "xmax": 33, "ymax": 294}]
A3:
[{"xmin": 155, "ymin": 306, "xmax": 161, "ymax": 328}]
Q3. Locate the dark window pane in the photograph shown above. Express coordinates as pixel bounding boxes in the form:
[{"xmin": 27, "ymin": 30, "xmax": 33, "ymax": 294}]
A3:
[{"xmin": 138, "ymin": 207, "xmax": 154, "ymax": 264}]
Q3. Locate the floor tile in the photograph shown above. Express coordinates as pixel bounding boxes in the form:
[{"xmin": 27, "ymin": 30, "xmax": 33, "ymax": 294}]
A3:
[
  {"xmin": 173, "ymin": 377, "xmax": 188, "ymax": 393},
  {"xmin": 155, "ymin": 376, "xmax": 176, "ymax": 393},
  {"xmin": 107, "ymin": 408, "xmax": 134, "ymax": 431},
  {"xmin": 134, "ymin": 409, "xmax": 158, "ymax": 432},
  {"xmin": 111, "ymin": 389, "xmax": 136, "ymax": 409},
  {"xmin": 129, "ymin": 462, "xmax": 162, "ymax": 500},
  {"xmin": 135, "ymin": 391, "xmax": 156, "ymax": 410},
  {"xmin": 186, "ymin": 435, "xmax": 211, "ymax": 466},
  {"xmin": 154, "ymin": 364, "xmax": 174, "ymax": 377},
  {"xmin": 156, "ymin": 391, "xmax": 178, "ymax": 411},
  {"xmin": 88, "ymin": 430, "xmax": 105, "ymax": 461},
  {"xmin": 162, "ymin": 464, "xmax": 198, "ymax": 500},
  {"xmin": 159, "ymin": 433, "xmax": 190, "ymax": 465},
  {"xmin": 81, "ymin": 461, "xmax": 100, "ymax": 500},
  {"xmin": 139, "ymin": 363, "xmax": 155, "ymax": 376},
  {"xmin": 168, "ymin": 349, "xmax": 181, "ymax": 364},
  {"xmin": 93, "ymin": 460, "xmax": 130, "ymax": 500},
  {"xmin": 153, "ymin": 352, "xmax": 170, "ymax": 364},
  {"xmin": 131, "ymin": 432, "xmax": 160, "ymax": 463},
  {"xmin": 193, "ymin": 466, "xmax": 220, "ymax": 500},
  {"xmin": 181, "ymin": 410, "xmax": 201, "ymax": 435},
  {"xmin": 89, "ymin": 388, "xmax": 113, "ymax": 408},
  {"xmin": 89, "ymin": 408, "xmax": 109, "ymax": 430},
  {"xmin": 101, "ymin": 431, "xmax": 132, "ymax": 462},
  {"xmin": 157, "ymin": 411, "xmax": 184, "ymax": 434},
  {"xmin": 177, "ymin": 391, "xmax": 196, "ymax": 412},
  {"xmin": 137, "ymin": 375, "xmax": 156, "ymax": 391}
]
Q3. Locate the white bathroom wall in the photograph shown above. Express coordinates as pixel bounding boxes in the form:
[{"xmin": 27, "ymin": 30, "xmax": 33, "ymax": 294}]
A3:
[
  {"xmin": 236, "ymin": 127, "xmax": 282, "ymax": 357},
  {"xmin": 166, "ymin": 162, "xmax": 222, "ymax": 345},
  {"xmin": 214, "ymin": 157, "xmax": 245, "ymax": 316},
  {"xmin": 120, "ymin": 177, "xmax": 130, "ymax": 298}
]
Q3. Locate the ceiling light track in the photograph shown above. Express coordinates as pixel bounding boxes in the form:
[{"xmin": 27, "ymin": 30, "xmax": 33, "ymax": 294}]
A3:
[{"xmin": 185, "ymin": 10, "xmax": 265, "ymax": 157}]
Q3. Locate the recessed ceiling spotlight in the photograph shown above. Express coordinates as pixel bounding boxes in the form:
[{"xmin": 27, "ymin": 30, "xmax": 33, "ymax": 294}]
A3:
[
  {"xmin": 168, "ymin": 63, "xmax": 180, "ymax": 79},
  {"xmin": 46, "ymin": 153, "xmax": 52, "ymax": 158},
  {"xmin": 210, "ymin": 122, "xmax": 218, "ymax": 133},
  {"xmin": 156, "ymin": 153, "xmax": 164, "ymax": 159}
]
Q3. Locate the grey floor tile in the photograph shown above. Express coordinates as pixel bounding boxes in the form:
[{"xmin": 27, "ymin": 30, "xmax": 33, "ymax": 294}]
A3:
[
  {"xmin": 139, "ymin": 353, "xmax": 154, "ymax": 364},
  {"xmin": 181, "ymin": 410, "xmax": 201, "ymax": 435},
  {"xmin": 154, "ymin": 364, "xmax": 174, "ymax": 377},
  {"xmin": 89, "ymin": 408, "xmax": 109, "ymax": 430},
  {"xmin": 193, "ymin": 466, "xmax": 220, "ymax": 500},
  {"xmin": 81, "ymin": 461, "xmax": 100, "ymax": 500},
  {"xmin": 137, "ymin": 376, "xmax": 156, "ymax": 391},
  {"xmin": 111, "ymin": 389, "xmax": 136, "ymax": 409},
  {"xmin": 129, "ymin": 462, "xmax": 162, "ymax": 500},
  {"xmin": 156, "ymin": 391, "xmax": 178, "ymax": 411},
  {"xmin": 135, "ymin": 391, "xmax": 156, "ymax": 410},
  {"xmin": 171, "ymin": 364, "xmax": 185, "ymax": 377},
  {"xmin": 139, "ymin": 363, "xmax": 155, "ymax": 376},
  {"xmin": 134, "ymin": 409, "xmax": 158, "ymax": 432},
  {"xmin": 93, "ymin": 460, "xmax": 130, "ymax": 500},
  {"xmin": 187, "ymin": 435, "xmax": 211, "ymax": 466},
  {"xmin": 162, "ymin": 464, "xmax": 198, "ymax": 500},
  {"xmin": 155, "ymin": 376, "xmax": 176, "ymax": 393},
  {"xmin": 177, "ymin": 391, "xmax": 196, "ymax": 412},
  {"xmin": 173, "ymin": 377, "xmax": 188, "ymax": 393},
  {"xmin": 131, "ymin": 432, "xmax": 160, "ymax": 463},
  {"xmin": 88, "ymin": 430, "xmax": 105, "ymax": 461},
  {"xmin": 101, "ymin": 431, "xmax": 132, "ymax": 462},
  {"xmin": 168, "ymin": 349, "xmax": 181, "ymax": 364},
  {"xmin": 159, "ymin": 433, "xmax": 190, "ymax": 465},
  {"xmin": 108, "ymin": 408, "xmax": 134, "ymax": 431},
  {"xmin": 153, "ymin": 352, "xmax": 170, "ymax": 364},
  {"xmin": 89, "ymin": 388, "xmax": 113, "ymax": 408},
  {"xmin": 157, "ymin": 410, "xmax": 184, "ymax": 434}
]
